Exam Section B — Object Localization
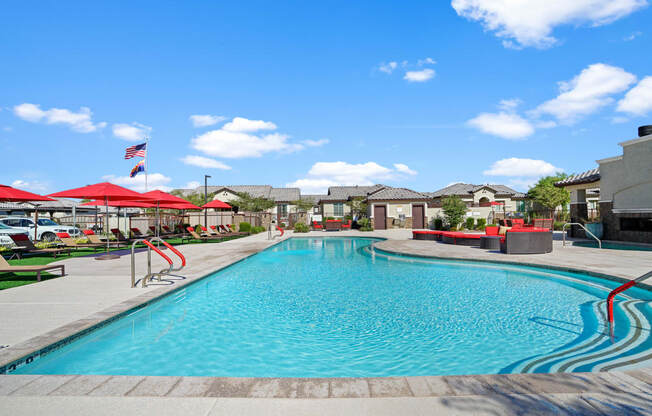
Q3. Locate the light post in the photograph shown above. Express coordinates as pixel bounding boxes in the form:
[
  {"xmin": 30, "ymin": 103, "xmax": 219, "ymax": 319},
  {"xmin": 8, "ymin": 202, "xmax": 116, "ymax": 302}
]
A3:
[{"xmin": 204, "ymin": 174, "xmax": 211, "ymax": 228}]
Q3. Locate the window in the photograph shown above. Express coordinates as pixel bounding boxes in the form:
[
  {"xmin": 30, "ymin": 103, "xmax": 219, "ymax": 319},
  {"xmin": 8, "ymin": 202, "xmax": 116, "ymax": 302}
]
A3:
[
  {"xmin": 278, "ymin": 204, "xmax": 288, "ymax": 217},
  {"xmin": 334, "ymin": 203, "xmax": 344, "ymax": 217},
  {"xmin": 37, "ymin": 219, "xmax": 58, "ymax": 226}
]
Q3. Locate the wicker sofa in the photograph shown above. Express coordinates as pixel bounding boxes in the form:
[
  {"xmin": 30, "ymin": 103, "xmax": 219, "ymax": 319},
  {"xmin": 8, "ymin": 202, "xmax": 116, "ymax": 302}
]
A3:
[{"xmin": 500, "ymin": 229, "xmax": 553, "ymax": 254}]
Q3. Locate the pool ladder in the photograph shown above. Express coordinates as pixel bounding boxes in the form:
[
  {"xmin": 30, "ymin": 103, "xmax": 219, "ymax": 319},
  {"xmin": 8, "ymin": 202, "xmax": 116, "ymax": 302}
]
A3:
[
  {"xmin": 562, "ymin": 222, "xmax": 601, "ymax": 249},
  {"xmin": 130, "ymin": 237, "xmax": 186, "ymax": 288}
]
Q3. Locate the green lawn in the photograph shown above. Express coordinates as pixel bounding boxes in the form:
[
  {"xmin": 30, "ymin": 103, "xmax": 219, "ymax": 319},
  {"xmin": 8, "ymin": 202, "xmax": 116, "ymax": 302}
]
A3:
[{"xmin": 0, "ymin": 234, "xmax": 246, "ymax": 291}]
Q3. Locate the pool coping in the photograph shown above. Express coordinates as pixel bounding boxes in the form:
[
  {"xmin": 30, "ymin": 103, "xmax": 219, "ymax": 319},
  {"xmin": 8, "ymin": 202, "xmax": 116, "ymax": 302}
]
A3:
[
  {"xmin": 1, "ymin": 235, "xmax": 650, "ymax": 400},
  {"xmin": 370, "ymin": 243, "xmax": 652, "ymax": 292}
]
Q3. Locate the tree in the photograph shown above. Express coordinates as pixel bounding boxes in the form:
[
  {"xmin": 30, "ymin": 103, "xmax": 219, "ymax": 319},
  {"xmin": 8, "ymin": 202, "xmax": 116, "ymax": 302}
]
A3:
[
  {"xmin": 291, "ymin": 199, "xmax": 314, "ymax": 213},
  {"xmin": 528, "ymin": 174, "xmax": 570, "ymax": 216},
  {"xmin": 442, "ymin": 196, "xmax": 467, "ymax": 230},
  {"xmin": 346, "ymin": 197, "xmax": 368, "ymax": 218},
  {"xmin": 231, "ymin": 192, "xmax": 275, "ymax": 212},
  {"xmin": 170, "ymin": 190, "xmax": 216, "ymax": 207}
]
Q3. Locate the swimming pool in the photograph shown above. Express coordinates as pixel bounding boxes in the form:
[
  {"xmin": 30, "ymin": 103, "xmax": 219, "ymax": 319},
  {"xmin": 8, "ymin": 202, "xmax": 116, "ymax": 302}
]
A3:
[{"xmin": 11, "ymin": 237, "xmax": 652, "ymax": 377}]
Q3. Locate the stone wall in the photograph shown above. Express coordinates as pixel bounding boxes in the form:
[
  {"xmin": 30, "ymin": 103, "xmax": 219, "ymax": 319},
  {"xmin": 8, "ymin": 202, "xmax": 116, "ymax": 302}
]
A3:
[{"xmin": 600, "ymin": 201, "xmax": 652, "ymax": 243}]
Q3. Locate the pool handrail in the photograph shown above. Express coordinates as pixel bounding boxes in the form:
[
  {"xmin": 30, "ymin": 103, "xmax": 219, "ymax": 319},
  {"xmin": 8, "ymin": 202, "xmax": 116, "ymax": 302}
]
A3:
[
  {"xmin": 149, "ymin": 236, "xmax": 186, "ymax": 271},
  {"xmin": 607, "ymin": 269, "xmax": 652, "ymax": 337},
  {"xmin": 562, "ymin": 222, "xmax": 601, "ymax": 249},
  {"xmin": 131, "ymin": 238, "xmax": 183, "ymax": 288}
]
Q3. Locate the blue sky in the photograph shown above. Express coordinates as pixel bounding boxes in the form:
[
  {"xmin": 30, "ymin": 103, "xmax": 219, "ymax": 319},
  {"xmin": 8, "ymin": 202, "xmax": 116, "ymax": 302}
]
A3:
[{"xmin": 1, "ymin": 1, "xmax": 651, "ymax": 195}]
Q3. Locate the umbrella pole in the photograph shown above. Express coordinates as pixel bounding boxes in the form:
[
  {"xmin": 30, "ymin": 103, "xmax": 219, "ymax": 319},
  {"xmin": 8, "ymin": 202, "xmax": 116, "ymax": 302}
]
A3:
[{"xmin": 95, "ymin": 197, "xmax": 120, "ymax": 260}]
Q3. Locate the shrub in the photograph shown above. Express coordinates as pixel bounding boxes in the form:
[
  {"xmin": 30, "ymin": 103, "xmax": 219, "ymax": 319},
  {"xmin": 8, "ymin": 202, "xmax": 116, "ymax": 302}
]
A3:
[
  {"xmin": 293, "ymin": 223, "xmax": 309, "ymax": 233},
  {"xmin": 238, "ymin": 222, "xmax": 252, "ymax": 233},
  {"xmin": 279, "ymin": 222, "xmax": 286, "ymax": 228},
  {"xmin": 465, "ymin": 217, "xmax": 475, "ymax": 230},
  {"xmin": 358, "ymin": 218, "xmax": 372, "ymax": 231},
  {"xmin": 326, "ymin": 217, "xmax": 335, "ymax": 220},
  {"xmin": 553, "ymin": 221, "xmax": 565, "ymax": 231},
  {"xmin": 476, "ymin": 218, "xmax": 486, "ymax": 230},
  {"xmin": 433, "ymin": 217, "xmax": 443, "ymax": 230},
  {"xmin": 194, "ymin": 224, "xmax": 203, "ymax": 234},
  {"xmin": 250, "ymin": 225, "xmax": 266, "ymax": 234}
]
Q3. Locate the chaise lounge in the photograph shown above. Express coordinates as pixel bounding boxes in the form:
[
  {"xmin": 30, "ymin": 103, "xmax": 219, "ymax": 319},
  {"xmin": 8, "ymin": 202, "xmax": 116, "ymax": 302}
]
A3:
[{"xmin": 0, "ymin": 255, "xmax": 65, "ymax": 282}]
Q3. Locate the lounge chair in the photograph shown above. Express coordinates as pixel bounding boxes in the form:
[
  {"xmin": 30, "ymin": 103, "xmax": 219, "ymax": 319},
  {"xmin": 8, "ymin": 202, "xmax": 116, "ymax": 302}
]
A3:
[
  {"xmin": 341, "ymin": 220, "xmax": 352, "ymax": 230},
  {"xmin": 0, "ymin": 255, "xmax": 65, "ymax": 282},
  {"xmin": 130, "ymin": 227, "xmax": 149, "ymax": 238},
  {"xmin": 312, "ymin": 221, "xmax": 323, "ymax": 230},
  {"xmin": 184, "ymin": 226, "xmax": 221, "ymax": 242},
  {"xmin": 201, "ymin": 226, "xmax": 224, "ymax": 238},
  {"xmin": 325, "ymin": 220, "xmax": 342, "ymax": 231},
  {"xmin": 82, "ymin": 229, "xmax": 124, "ymax": 247},
  {"xmin": 9, "ymin": 234, "xmax": 72, "ymax": 258},
  {"xmin": 55, "ymin": 232, "xmax": 104, "ymax": 251},
  {"xmin": 111, "ymin": 228, "xmax": 137, "ymax": 244},
  {"xmin": 223, "ymin": 224, "xmax": 247, "ymax": 236}
]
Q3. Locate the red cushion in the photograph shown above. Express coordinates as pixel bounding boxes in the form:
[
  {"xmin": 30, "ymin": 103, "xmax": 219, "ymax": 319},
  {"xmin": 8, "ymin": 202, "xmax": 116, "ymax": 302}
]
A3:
[
  {"xmin": 56, "ymin": 232, "xmax": 70, "ymax": 238},
  {"xmin": 507, "ymin": 227, "xmax": 550, "ymax": 233},
  {"xmin": 186, "ymin": 226, "xmax": 195, "ymax": 233},
  {"xmin": 412, "ymin": 230, "xmax": 441, "ymax": 235},
  {"xmin": 485, "ymin": 226, "xmax": 499, "ymax": 236},
  {"xmin": 83, "ymin": 229, "xmax": 94, "ymax": 235},
  {"xmin": 201, "ymin": 226, "xmax": 208, "ymax": 231}
]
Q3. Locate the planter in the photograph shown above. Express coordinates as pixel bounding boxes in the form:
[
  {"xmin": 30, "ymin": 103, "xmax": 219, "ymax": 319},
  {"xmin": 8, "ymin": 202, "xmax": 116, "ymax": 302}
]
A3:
[{"xmin": 585, "ymin": 222, "xmax": 603, "ymax": 239}]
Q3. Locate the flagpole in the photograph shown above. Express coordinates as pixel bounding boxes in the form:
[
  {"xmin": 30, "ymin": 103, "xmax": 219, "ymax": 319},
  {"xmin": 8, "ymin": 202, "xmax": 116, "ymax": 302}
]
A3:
[{"xmin": 145, "ymin": 136, "xmax": 149, "ymax": 192}]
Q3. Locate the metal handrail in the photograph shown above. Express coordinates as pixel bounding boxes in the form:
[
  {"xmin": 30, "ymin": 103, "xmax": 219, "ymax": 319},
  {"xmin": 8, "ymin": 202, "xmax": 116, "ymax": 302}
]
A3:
[
  {"xmin": 562, "ymin": 222, "xmax": 602, "ymax": 249},
  {"xmin": 130, "ymin": 238, "xmax": 180, "ymax": 288},
  {"xmin": 149, "ymin": 236, "xmax": 186, "ymax": 272},
  {"xmin": 607, "ymin": 270, "xmax": 652, "ymax": 338}
]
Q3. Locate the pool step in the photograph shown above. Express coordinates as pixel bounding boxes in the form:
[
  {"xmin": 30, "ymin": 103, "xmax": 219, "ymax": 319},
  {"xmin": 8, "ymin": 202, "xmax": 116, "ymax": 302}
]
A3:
[{"xmin": 518, "ymin": 300, "xmax": 651, "ymax": 373}]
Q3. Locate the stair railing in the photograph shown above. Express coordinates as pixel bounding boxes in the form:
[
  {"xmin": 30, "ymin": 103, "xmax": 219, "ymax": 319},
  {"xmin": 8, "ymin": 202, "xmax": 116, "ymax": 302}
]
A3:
[{"xmin": 562, "ymin": 223, "xmax": 602, "ymax": 249}]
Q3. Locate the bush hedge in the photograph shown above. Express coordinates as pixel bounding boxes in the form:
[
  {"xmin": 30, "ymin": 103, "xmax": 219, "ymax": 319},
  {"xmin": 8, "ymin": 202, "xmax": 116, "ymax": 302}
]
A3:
[
  {"xmin": 238, "ymin": 222, "xmax": 251, "ymax": 233},
  {"xmin": 476, "ymin": 218, "xmax": 486, "ymax": 230},
  {"xmin": 293, "ymin": 223, "xmax": 309, "ymax": 233},
  {"xmin": 465, "ymin": 217, "xmax": 475, "ymax": 230}
]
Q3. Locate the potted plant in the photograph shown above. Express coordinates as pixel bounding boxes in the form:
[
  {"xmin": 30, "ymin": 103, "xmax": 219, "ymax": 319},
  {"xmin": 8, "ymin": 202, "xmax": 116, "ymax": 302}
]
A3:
[{"xmin": 584, "ymin": 217, "xmax": 603, "ymax": 239}]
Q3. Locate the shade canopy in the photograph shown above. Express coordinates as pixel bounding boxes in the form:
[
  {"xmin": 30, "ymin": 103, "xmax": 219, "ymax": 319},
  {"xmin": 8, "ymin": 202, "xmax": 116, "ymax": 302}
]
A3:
[
  {"xmin": 0, "ymin": 184, "xmax": 55, "ymax": 202},
  {"xmin": 202, "ymin": 199, "xmax": 232, "ymax": 209},
  {"xmin": 159, "ymin": 201, "xmax": 202, "ymax": 210},
  {"xmin": 48, "ymin": 182, "xmax": 150, "ymax": 201},
  {"xmin": 140, "ymin": 190, "xmax": 189, "ymax": 204},
  {"xmin": 490, "ymin": 201, "xmax": 505, "ymax": 206},
  {"xmin": 81, "ymin": 200, "xmax": 156, "ymax": 208}
]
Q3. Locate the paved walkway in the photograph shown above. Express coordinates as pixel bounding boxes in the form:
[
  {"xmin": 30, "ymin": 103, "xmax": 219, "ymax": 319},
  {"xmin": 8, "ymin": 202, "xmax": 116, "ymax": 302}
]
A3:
[{"xmin": 1, "ymin": 229, "xmax": 651, "ymax": 415}]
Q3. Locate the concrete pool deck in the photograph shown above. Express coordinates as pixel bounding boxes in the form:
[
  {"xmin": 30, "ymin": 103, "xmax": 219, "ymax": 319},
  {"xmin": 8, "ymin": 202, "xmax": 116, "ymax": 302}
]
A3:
[{"xmin": 0, "ymin": 229, "xmax": 651, "ymax": 415}]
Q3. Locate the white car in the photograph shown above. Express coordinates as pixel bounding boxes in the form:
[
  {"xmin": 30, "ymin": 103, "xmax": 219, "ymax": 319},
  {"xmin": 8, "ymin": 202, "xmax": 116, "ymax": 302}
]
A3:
[
  {"xmin": 0, "ymin": 222, "xmax": 30, "ymax": 247},
  {"xmin": 0, "ymin": 217, "xmax": 82, "ymax": 242}
]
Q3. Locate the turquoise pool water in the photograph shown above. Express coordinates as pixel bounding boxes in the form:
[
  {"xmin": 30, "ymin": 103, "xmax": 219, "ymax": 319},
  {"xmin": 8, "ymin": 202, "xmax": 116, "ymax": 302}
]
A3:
[
  {"xmin": 13, "ymin": 237, "xmax": 652, "ymax": 377},
  {"xmin": 573, "ymin": 241, "xmax": 652, "ymax": 251}
]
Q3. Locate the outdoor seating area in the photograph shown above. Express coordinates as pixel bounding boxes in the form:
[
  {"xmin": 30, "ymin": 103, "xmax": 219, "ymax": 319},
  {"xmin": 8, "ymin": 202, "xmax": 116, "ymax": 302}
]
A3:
[{"xmin": 412, "ymin": 219, "xmax": 554, "ymax": 254}]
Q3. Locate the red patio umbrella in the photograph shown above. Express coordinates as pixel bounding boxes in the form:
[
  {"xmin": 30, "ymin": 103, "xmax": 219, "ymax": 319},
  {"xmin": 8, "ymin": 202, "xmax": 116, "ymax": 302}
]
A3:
[
  {"xmin": 138, "ymin": 190, "xmax": 196, "ymax": 238},
  {"xmin": 0, "ymin": 184, "xmax": 55, "ymax": 202},
  {"xmin": 201, "ymin": 199, "xmax": 232, "ymax": 209},
  {"xmin": 49, "ymin": 182, "xmax": 152, "ymax": 260},
  {"xmin": 1, "ymin": 184, "xmax": 56, "ymax": 241}
]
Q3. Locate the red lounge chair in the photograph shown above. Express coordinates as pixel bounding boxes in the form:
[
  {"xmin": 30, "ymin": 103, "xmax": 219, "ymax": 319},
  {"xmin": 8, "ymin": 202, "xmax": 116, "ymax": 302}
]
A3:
[
  {"xmin": 441, "ymin": 231, "xmax": 482, "ymax": 246},
  {"xmin": 341, "ymin": 220, "xmax": 352, "ymax": 229},
  {"xmin": 130, "ymin": 227, "xmax": 147, "ymax": 238},
  {"xmin": 312, "ymin": 221, "xmax": 323, "ymax": 230}
]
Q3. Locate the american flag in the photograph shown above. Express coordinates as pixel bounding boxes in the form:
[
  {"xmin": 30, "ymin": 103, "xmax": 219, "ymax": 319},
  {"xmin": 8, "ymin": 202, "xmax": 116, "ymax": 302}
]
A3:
[{"xmin": 124, "ymin": 143, "xmax": 147, "ymax": 159}]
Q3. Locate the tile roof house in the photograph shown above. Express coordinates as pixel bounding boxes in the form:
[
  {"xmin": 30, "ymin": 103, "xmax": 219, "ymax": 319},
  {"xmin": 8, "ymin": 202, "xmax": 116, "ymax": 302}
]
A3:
[
  {"xmin": 365, "ymin": 187, "xmax": 433, "ymax": 229},
  {"xmin": 554, "ymin": 168, "xmax": 602, "ymax": 236}
]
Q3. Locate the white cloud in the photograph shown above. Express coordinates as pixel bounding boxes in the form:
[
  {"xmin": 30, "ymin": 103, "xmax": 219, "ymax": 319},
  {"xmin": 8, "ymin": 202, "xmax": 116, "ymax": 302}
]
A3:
[
  {"xmin": 112, "ymin": 123, "xmax": 152, "ymax": 141},
  {"xmin": 404, "ymin": 68, "xmax": 436, "ymax": 82},
  {"xmin": 189, "ymin": 114, "xmax": 226, "ymax": 128},
  {"xmin": 191, "ymin": 117, "xmax": 304, "ymax": 158},
  {"xmin": 184, "ymin": 181, "xmax": 201, "ymax": 189},
  {"xmin": 11, "ymin": 179, "xmax": 49, "ymax": 193},
  {"xmin": 498, "ymin": 98, "xmax": 522, "ymax": 111},
  {"xmin": 483, "ymin": 158, "xmax": 561, "ymax": 177},
  {"xmin": 302, "ymin": 139, "xmax": 329, "ymax": 147},
  {"xmin": 393, "ymin": 163, "xmax": 417, "ymax": 175},
  {"xmin": 103, "ymin": 173, "xmax": 172, "ymax": 192},
  {"xmin": 624, "ymin": 31, "xmax": 642, "ymax": 41},
  {"xmin": 451, "ymin": 0, "xmax": 647, "ymax": 49},
  {"xmin": 417, "ymin": 57, "xmax": 436, "ymax": 66},
  {"xmin": 507, "ymin": 178, "xmax": 539, "ymax": 191},
  {"xmin": 467, "ymin": 112, "xmax": 534, "ymax": 139},
  {"xmin": 13, "ymin": 103, "xmax": 106, "ymax": 133},
  {"xmin": 617, "ymin": 76, "xmax": 652, "ymax": 116},
  {"xmin": 379, "ymin": 61, "xmax": 398, "ymax": 74},
  {"xmin": 285, "ymin": 178, "xmax": 340, "ymax": 194},
  {"xmin": 180, "ymin": 155, "xmax": 232, "ymax": 170},
  {"xmin": 287, "ymin": 161, "xmax": 416, "ymax": 193},
  {"xmin": 222, "ymin": 117, "xmax": 276, "ymax": 132},
  {"xmin": 534, "ymin": 63, "xmax": 637, "ymax": 123}
]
